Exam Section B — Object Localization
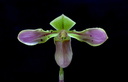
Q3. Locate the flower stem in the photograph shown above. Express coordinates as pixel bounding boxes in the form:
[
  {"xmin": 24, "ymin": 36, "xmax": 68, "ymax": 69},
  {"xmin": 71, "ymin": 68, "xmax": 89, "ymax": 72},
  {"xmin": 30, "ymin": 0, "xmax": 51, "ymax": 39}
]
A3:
[{"xmin": 59, "ymin": 67, "xmax": 64, "ymax": 82}]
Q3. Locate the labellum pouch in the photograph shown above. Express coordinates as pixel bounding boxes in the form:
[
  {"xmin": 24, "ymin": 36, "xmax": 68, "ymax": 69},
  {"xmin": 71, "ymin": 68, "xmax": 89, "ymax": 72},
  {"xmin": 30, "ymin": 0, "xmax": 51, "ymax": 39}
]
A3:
[{"xmin": 54, "ymin": 37, "xmax": 73, "ymax": 68}]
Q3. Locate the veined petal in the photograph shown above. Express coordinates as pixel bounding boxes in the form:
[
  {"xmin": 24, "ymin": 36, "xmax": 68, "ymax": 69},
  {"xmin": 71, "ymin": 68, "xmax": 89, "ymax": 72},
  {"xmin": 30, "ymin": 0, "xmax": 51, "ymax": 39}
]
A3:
[
  {"xmin": 17, "ymin": 29, "xmax": 57, "ymax": 46},
  {"xmin": 50, "ymin": 14, "xmax": 76, "ymax": 31},
  {"xmin": 54, "ymin": 38, "xmax": 73, "ymax": 68},
  {"xmin": 68, "ymin": 28, "xmax": 108, "ymax": 46}
]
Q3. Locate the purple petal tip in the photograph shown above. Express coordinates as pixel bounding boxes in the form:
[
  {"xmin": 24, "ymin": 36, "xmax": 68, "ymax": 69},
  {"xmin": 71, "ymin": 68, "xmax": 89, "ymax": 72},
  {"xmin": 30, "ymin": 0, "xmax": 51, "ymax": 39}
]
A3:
[
  {"xmin": 85, "ymin": 28, "xmax": 108, "ymax": 46},
  {"xmin": 17, "ymin": 29, "xmax": 43, "ymax": 46}
]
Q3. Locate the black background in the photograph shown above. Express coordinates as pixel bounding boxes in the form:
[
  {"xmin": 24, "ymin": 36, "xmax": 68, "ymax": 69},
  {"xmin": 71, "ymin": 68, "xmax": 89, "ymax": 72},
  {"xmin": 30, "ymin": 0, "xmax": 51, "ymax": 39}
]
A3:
[{"xmin": 1, "ymin": 0, "xmax": 127, "ymax": 81}]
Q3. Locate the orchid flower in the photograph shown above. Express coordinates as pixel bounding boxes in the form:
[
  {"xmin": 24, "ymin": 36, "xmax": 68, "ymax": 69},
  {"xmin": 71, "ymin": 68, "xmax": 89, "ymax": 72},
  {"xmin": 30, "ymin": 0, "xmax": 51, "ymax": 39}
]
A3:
[{"xmin": 17, "ymin": 14, "xmax": 108, "ymax": 82}]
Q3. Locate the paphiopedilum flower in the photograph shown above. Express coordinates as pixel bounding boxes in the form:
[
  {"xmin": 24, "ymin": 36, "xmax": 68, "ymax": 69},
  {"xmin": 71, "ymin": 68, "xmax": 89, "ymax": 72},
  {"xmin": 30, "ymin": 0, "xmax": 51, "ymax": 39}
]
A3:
[{"xmin": 17, "ymin": 14, "xmax": 108, "ymax": 82}]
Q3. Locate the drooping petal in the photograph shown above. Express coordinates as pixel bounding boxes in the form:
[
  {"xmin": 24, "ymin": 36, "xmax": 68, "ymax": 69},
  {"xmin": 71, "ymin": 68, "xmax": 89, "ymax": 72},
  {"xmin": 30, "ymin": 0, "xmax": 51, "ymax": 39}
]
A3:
[
  {"xmin": 50, "ymin": 14, "xmax": 76, "ymax": 31},
  {"xmin": 17, "ymin": 29, "xmax": 57, "ymax": 46},
  {"xmin": 68, "ymin": 28, "xmax": 108, "ymax": 46},
  {"xmin": 54, "ymin": 38, "xmax": 73, "ymax": 68}
]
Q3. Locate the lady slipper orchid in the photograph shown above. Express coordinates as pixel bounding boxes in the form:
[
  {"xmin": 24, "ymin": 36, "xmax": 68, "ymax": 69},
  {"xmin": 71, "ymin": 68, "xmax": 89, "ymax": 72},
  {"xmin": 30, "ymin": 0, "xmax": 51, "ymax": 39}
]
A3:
[{"xmin": 17, "ymin": 14, "xmax": 108, "ymax": 82}]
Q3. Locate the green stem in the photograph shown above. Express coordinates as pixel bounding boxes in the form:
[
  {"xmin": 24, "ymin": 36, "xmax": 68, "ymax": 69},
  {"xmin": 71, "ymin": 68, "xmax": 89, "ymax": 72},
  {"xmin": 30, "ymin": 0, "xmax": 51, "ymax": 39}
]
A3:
[{"xmin": 59, "ymin": 67, "xmax": 64, "ymax": 82}]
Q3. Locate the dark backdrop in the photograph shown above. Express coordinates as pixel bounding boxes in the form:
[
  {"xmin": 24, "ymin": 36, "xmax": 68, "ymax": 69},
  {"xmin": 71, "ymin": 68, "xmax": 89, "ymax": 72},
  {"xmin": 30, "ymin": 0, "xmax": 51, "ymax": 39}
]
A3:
[{"xmin": 1, "ymin": 0, "xmax": 127, "ymax": 81}]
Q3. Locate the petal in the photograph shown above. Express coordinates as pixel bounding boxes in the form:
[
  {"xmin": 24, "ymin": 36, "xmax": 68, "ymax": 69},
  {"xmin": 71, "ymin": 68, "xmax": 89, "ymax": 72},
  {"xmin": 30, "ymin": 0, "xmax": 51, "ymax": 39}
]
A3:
[
  {"xmin": 84, "ymin": 28, "xmax": 108, "ymax": 46},
  {"xmin": 54, "ymin": 38, "xmax": 73, "ymax": 68},
  {"xmin": 68, "ymin": 28, "xmax": 108, "ymax": 46},
  {"xmin": 17, "ymin": 29, "xmax": 57, "ymax": 46},
  {"xmin": 50, "ymin": 14, "xmax": 76, "ymax": 31}
]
